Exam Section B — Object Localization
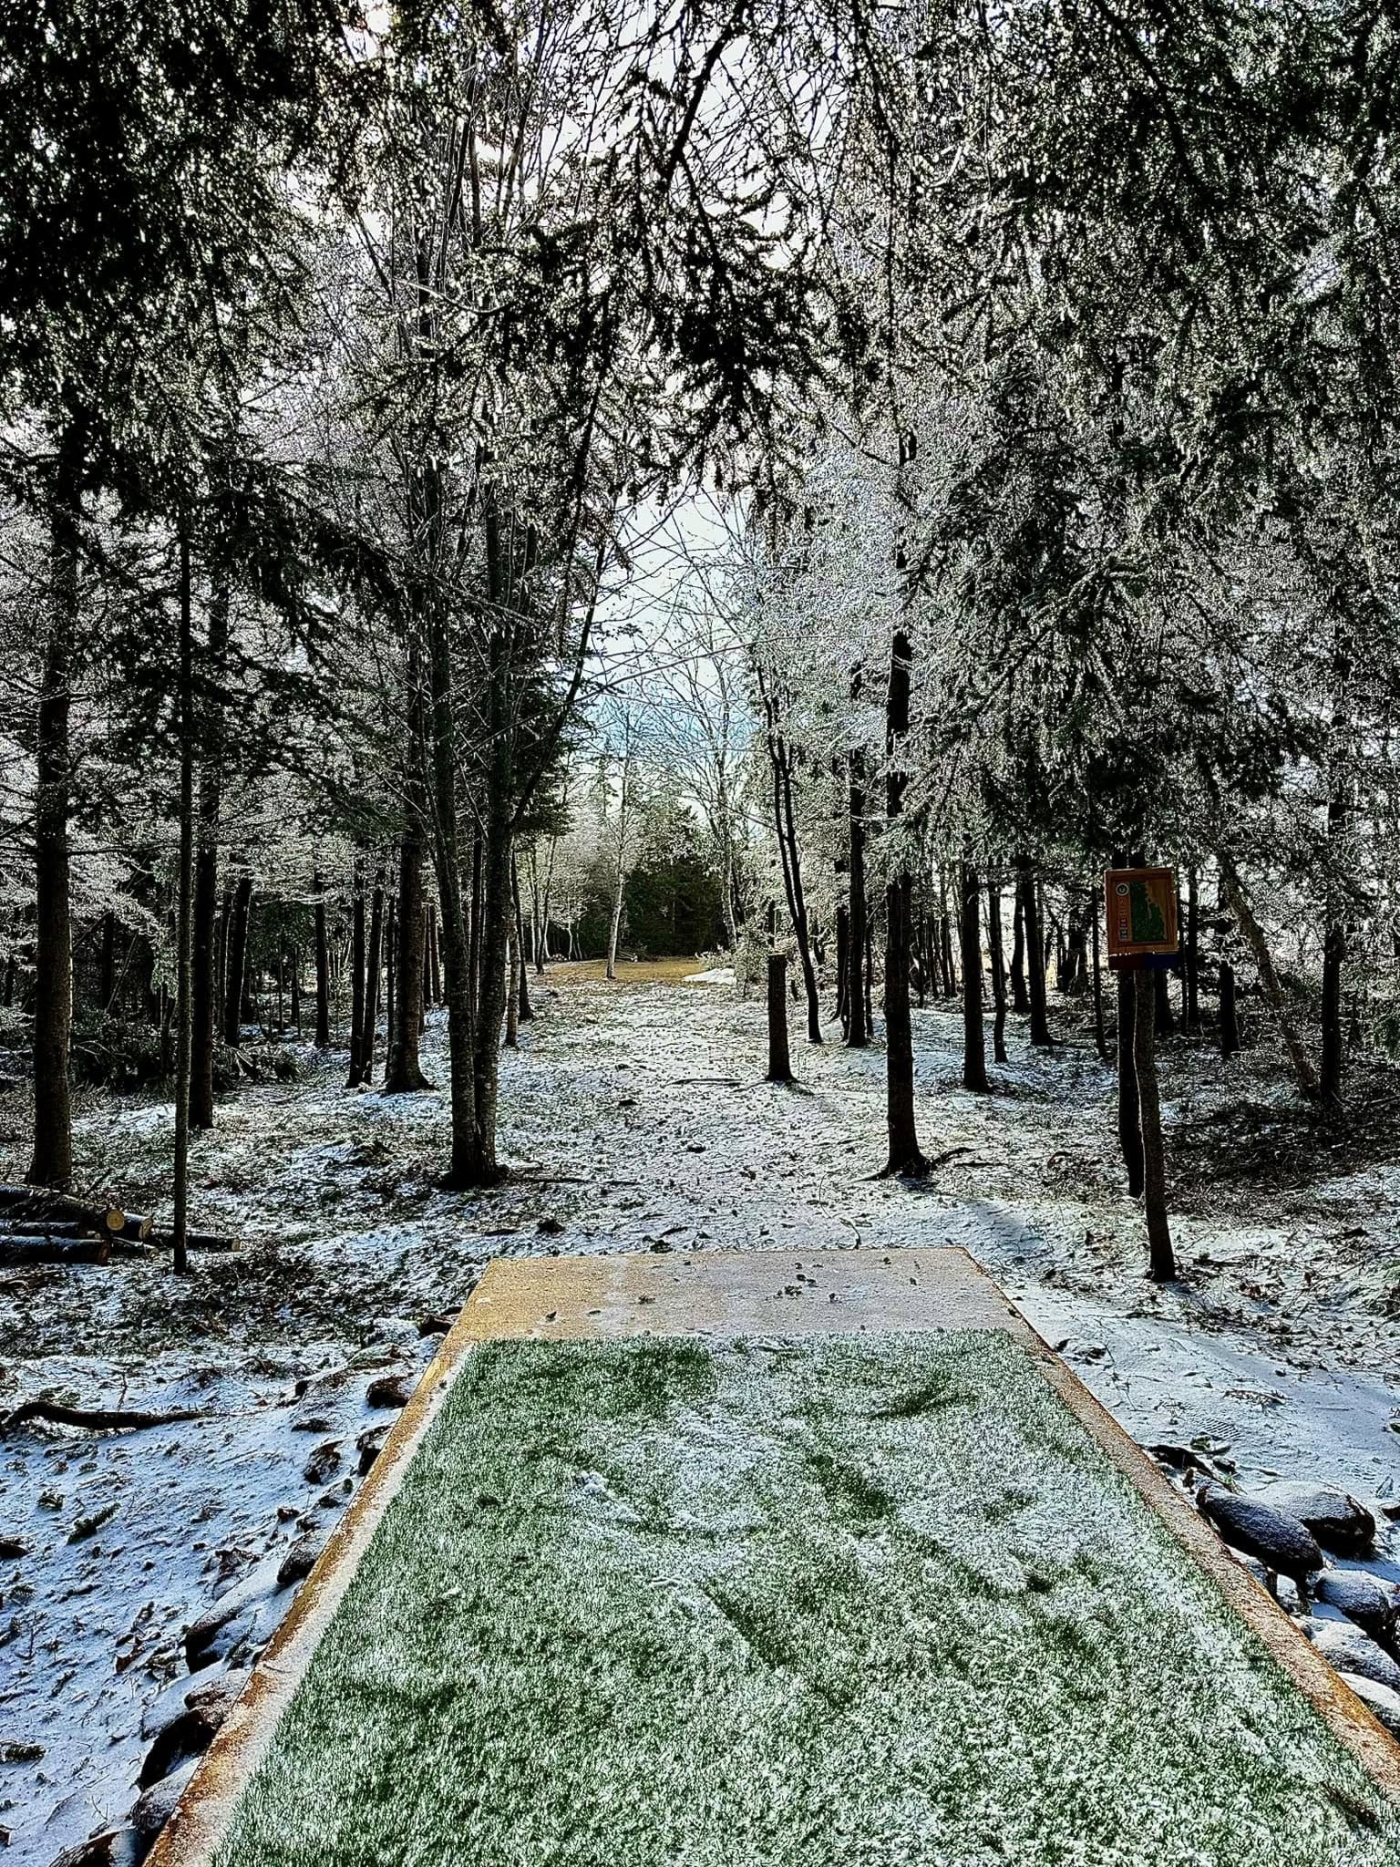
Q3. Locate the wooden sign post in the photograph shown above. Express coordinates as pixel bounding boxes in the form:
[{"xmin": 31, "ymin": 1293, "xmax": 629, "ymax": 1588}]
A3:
[{"xmin": 1104, "ymin": 867, "xmax": 1179, "ymax": 971}]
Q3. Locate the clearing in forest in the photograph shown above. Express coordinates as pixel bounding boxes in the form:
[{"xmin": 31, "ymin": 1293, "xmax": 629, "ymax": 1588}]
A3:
[{"xmin": 162, "ymin": 1252, "xmax": 1399, "ymax": 1867}]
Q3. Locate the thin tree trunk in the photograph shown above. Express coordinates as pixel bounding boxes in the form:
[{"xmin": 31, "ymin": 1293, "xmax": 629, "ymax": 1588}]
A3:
[
  {"xmin": 606, "ymin": 752, "xmax": 632, "ymax": 982},
  {"xmin": 847, "ymin": 732, "xmax": 869, "ymax": 1048},
  {"xmin": 834, "ymin": 901, "xmax": 850, "ymax": 1031},
  {"xmin": 28, "ymin": 429, "xmax": 81, "ymax": 1188},
  {"xmin": 360, "ymin": 869, "xmax": 385, "ymax": 1084},
  {"xmin": 1117, "ymin": 971, "xmax": 1145, "ymax": 1195},
  {"xmin": 190, "ymin": 575, "xmax": 228, "ymax": 1130},
  {"xmin": 1133, "ymin": 967, "xmax": 1176, "ymax": 1281},
  {"xmin": 98, "ymin": 912, "xmax": 115, "ymax": 1016},
  {"xmin": 425, "ymin": 903, "xmax": 441, "ymax": 1008},
  {"xmin": 882, "ymin": 630, "xmax": 927, "ymax": 1177},
  {"xmin": 986, "ymin": 879, "xmax": 1009, "ymax": 1065},
  {"xmin": 1219, "ymin": 961, "xmax": 1240, "ymax": 1058},
  {"xmin": 1091, "ymin": 887, "xmax": 1108, "ymax": 1063},
  {"xmin": 313, "ymin": 868, "xmax": 331, "ymax": 1046},
  {"xmin": 221, "ymin": 875, "xmax": 253, "ymax": 1049},
  {"xmin": 1321, "ymin": 629, "xmax": 1351, "ymax": 1107},
  {"xmin": 385, "ymin": 896, "xmax": 397, "ymax": 1066},
  {"xmin": 512, "ymin": 857, "xmax": 532, "ymax": 1023},
  {"xmin": 385, "ymin": 828, "xmax": 430, "ymax": 1091},
  {"xmin": 504, "ymin": 919, "xmax": 520, "ymax": 1048},
  {"xmin": 1154, "ymin": 966, "xmax": 1174, "ymax": 1037},
  {"xmin": 421, "ymin": 553, "xmax": 479, "ymax": 1187},
  {"xmin": 960, "ymin": 853, "xmax": 988, "ymax": 1092},
  {"xmin": 1017, "ymin": 856, "xmax": 1051, "ymax": 1046},
  {"xmin": 766, "ymin": 723, "xmax": 821, "ymax": 1043},
  {"xmin": 171, "ymin": 536, "xmax": 196, "ymax": 1276},
  {"xmin": 346, "ymin": 861, "xmax": 366, "ymax": 1087},
  {"xmin": 766, "ymin": 953, "xmax": 792, "ymax": 1083},
  {"xmin": 1185, "ymin": 865, "xmax": 1200, "ymax": 1031},
  {"xmin": 1009, "ymin": 889, "xmax": 1030, "ymax": 1013}
]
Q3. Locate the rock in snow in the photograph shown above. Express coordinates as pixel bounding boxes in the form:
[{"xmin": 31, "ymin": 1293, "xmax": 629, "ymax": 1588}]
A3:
[
  {"xmin": 1314, "ymin": 1569, "xmax": 1400, "ymax": 1656},
  {"xmin": 1257, "ymin": 1481, "xmax": 1376, "ymax": 1556},
  {"xmin": 366, "ymin": 1370, "xmax": 416, "ymax": 1409},
  {"xmin": 301, "ymin": 1438, "xmax": 342, "ymax": 1486},
  {"xmin": 47, "ymin": 1830, "xmax": 144, "ymax": 1867},
  {"xmin": 277, "ymin": 1525, "xmax": 329, "ymax": 1587},
  {"xmin": 1305, "ymin": 1617, "xmax": 1400, "ymax": 1694},
  {"xmin": 1194, "ymin": 1482, "xmax": 1323, "ymax": 1581},
  {"xmin": 132, "ymin": 1758, "xmax": 197, "ymax": 1836},
  {"xmin": 1338, "ymin": 1670, "xmax": 1400, "ymax": 1735},
  {"xmin": 357, "ymin": 1423, "xmax": 390, "ymax": 1474}
]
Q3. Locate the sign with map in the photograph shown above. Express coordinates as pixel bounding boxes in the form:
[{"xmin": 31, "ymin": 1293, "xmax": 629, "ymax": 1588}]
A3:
[{"xmin": 1104, "ymin": 867, "xmax": 1179, "ymax": 968}]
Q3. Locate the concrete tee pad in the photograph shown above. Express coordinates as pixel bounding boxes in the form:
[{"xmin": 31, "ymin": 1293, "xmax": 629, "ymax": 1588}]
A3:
[{"xmin": 151, "ymin": 1248, "xmax": 1400, "ymax": 1867}]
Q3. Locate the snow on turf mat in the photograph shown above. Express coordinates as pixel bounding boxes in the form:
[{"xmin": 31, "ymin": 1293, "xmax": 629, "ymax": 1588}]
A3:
[{"xmin": 214, "ymin": 1331, "xmax": 1400, "ymax": 1867}]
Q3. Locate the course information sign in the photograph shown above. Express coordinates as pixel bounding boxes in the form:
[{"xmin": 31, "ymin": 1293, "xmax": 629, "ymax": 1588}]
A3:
[{"xmin": 1105, "ymin": 867, "xmax": 1179, "ymax": 969}]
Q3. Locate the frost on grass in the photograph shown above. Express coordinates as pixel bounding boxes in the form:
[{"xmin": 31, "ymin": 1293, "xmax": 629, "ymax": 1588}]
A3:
[{"xmin": 215, "ymin": 1331, "xmax": 1400, "ymax": 1867}]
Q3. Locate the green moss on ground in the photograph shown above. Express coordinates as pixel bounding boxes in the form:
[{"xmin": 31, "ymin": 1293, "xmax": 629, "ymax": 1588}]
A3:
[{"xmin": 215, "ymin": 1331, "xmax": 1400, "ymax": 1867}]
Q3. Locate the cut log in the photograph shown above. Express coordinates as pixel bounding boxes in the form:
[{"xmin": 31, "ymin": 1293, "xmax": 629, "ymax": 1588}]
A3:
[
  {"xmin": 0, "ymin": 1236, "xmax": 110, "ymax": 1267},
  {"xmin": 0, "ymin": 1186, "xmax": 151, "ymax": 1240},
  {"xmin": 0, "ymin": 1398, "xmax": 200, "ymax": 1435},
  {"xmin": 145, "ymin": 1230, "xmax": 239, "ymax": 1253},
  {"xmin": 0, "ymin": 1218, "xmax": 88, "ymax": 1238}
]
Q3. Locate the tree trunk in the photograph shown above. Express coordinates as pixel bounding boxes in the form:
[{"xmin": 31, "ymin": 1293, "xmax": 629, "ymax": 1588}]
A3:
[
  {"xmin": 504, "ymin": 919, "xmax": 520, "ymax": 1048},
  {"xmin": 986, "ymin": 879, "xmax": 1009, "ymax": 1065},
  {"xmin": 605, "ymin": 752, "xmax": 632, "ymax": 982},
  {"xmin": 834, "ymin": 902, "xmax": 850, "ymax": 1032},
  {"xmin": 1091, "ymin": 887, "xmax": 1108, "ymax": 1063},
  {"xmin": 882, "ymin": 631, "xmax": 927, "ymax": 1177},
  {"xmin": 467, "ymin": 615, "xmax": 514, "ymax": 1182},
  {"xmin": 960, "ymin": 854, "xmax": 988, "ymax": 1092},
  {"xmin": 221, "ymin": 875, "xmax": 253, "ymax": 1049},
  {"xmin": 359, "ymin": 869, "xmax": 385, "ymax": 1084},
  {"xmin": 1009, "ymin": 889, "xmax": 1030, "ymax": 1013},
  {"xmin": 1117, "ymin": 970, "xmax": 1145, "ymax": 1195},
  {"xmin": 1154, "ymin": 966, "xmax": 1174, "ymax": 1037},
  {"xmin": 385, "ymin": 897, "xmax": 397, "ymax": 1065},
  {"xmin": 98, "ymin": 912, "xmax": 115, "ymax": 1015},
  {"xmin": 847, "ymin": 739, "xmax": 869, "ymax": 1048},
  {"xmin": 1133, "ymin": 967, "xmax": 1176, "ymax": 1281},
  {"xmin": 1184, "ymin": 865, "xmax": 1200, "ymax": 1032},
  {"xmin": 421, "ymin": 565, "xmax": 481, "ymax": 1188},
  {"xmin": 760, "ymin": 683, "xmax": 822, "ymax": 1044},
  {"xmin": 170, "ymin": 536, "xmax": 196, "ymax": 1275},
  {"xmin": 1321, "ymin": 630, "xmax": 1351, "ymax": 1108},
  {"xmin": 766, "ymin": 953, "xmax": 793, "ymax": 1083},
  {"xmin": 425, "ymin": 903, "xmax": 441, "ymax": 1008},
  {"xmin": 346, "ymin": 861, "xmax": 366, "ymax": 1087},
  {"xmin": 384, "ymin": 830, "xmax": 430, "ymax": 1092},
  {"xmin": 1017, "ymin": 857, "xmax": 1051, "ymax": 1046},
  {"xmin": 190, "ymin": 574, "xmax": 228, "ymax": 1130},
  {"xmin": 1219, "ymin": 961, "xmax": 1240, "ymax": 1058},
  {"xmin": 28, "ymin": 429, "xmax": 81, "ymax": 1188},
  {"xmin": 313, "ymin": 868, "xmax": 331, "ymax": 1047},
  {"xmin": 512, "ymin": 858, "xmax": 532, "ymax": 1023}
]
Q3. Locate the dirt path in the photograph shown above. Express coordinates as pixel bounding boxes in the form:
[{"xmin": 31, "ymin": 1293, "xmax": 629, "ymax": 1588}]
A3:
[{"xmin": 1, "ymin": 964, "xmax": 1398, "ymax": 1861}]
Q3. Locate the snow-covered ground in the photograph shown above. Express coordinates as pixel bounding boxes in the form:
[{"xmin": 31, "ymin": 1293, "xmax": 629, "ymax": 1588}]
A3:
[{"xmin": 1, "ymin": 963, "xmax": 1398, "ymax": 1862}]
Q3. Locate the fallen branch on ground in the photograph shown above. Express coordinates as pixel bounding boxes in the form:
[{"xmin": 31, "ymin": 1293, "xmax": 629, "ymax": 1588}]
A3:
[{"xmin": 0, "ymin": 1399, "xmax": 201, "ymax": 1436}]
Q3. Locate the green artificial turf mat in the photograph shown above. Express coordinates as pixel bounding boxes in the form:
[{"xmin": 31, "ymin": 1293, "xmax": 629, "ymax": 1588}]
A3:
[{"xmin": 215, "ymin": 1331, "xmax": 1400, "ymax": 1867}]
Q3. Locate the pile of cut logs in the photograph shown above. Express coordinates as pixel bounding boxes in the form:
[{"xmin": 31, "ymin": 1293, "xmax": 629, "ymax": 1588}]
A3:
[{"xmin": 0, "ymin": 1187, "xmax": 237, "ymax": 1266}]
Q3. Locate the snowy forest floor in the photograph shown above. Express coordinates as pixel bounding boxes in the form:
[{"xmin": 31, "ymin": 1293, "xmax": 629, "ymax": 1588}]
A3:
[{"xmin": 3, "ymin": 961, "xmax": 1400, "ymax": 1861}]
